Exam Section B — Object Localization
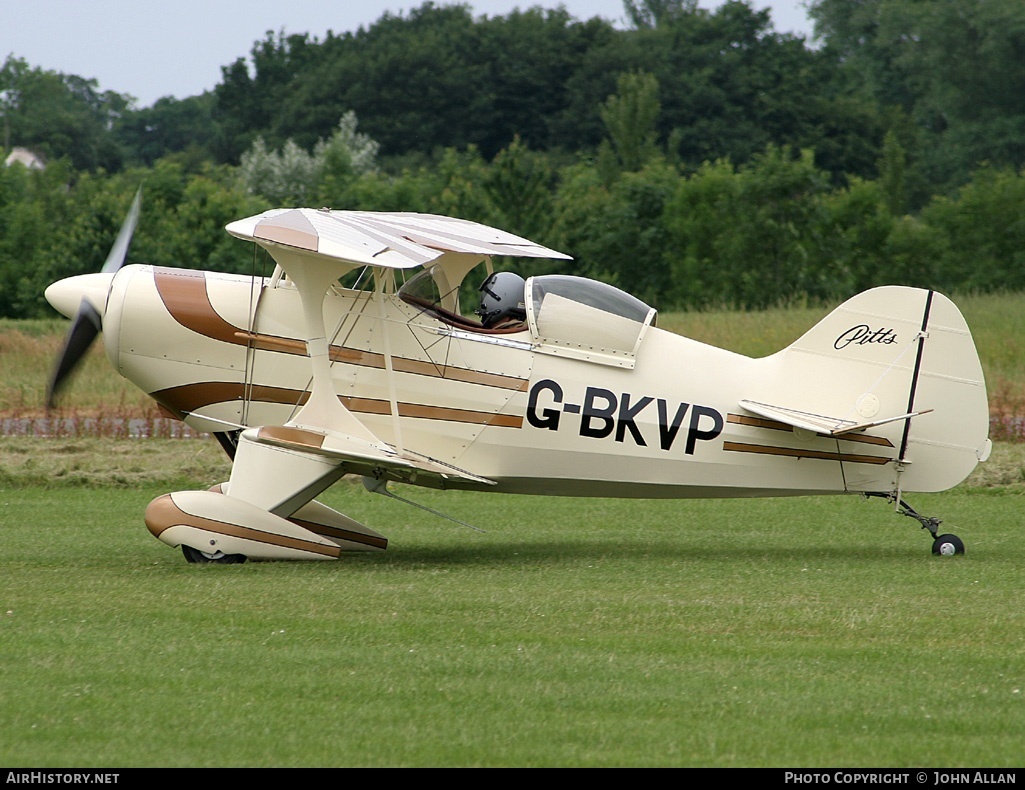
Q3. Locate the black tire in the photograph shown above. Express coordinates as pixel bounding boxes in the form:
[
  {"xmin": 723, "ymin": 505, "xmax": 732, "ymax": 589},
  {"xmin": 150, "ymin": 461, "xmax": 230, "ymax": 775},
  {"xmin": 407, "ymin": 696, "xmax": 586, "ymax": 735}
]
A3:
[
  {"xmin": 181, "ymin": 544, "xmax": 247, "ymax": 564},
  {"xmin": 932, "ymin": 533, "xmax": 965, "ymax": 556}
]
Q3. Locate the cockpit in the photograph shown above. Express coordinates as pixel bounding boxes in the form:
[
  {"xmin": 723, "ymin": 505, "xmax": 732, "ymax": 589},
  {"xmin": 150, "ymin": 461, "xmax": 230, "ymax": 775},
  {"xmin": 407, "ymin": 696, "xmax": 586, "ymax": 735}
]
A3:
[
  {"xmin": 398, "ymin": 263, "xmax": 657, "ymax": 368},
  {"xmin": 397, "ymin": 265, "xmax": 528, "ymax": 335}
]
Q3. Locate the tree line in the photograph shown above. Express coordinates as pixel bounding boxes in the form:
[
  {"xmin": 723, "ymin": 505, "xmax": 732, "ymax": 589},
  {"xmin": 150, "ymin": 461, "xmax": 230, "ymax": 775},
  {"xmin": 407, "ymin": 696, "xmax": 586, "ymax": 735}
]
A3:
[{"xmin": 2, "ymin": 0, "xmax": 1025, "ymax": 317}]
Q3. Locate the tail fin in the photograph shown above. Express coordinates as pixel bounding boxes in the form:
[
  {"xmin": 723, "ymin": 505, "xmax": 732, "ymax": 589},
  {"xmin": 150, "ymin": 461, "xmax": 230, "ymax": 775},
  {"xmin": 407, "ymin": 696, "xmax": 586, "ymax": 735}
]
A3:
[{"xmin": 742, "ymin": 286, "xmax": 990, "ymax": 493}]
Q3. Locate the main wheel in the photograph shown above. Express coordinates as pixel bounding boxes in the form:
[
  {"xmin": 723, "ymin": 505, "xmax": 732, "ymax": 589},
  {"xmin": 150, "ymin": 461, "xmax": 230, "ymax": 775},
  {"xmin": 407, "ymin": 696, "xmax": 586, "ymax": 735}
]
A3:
[
  {"xmin": 932, "ymin": 533, "xmax": 965, "ymax": 556},
  {"xmin": 181, "ymin": 544, "xmax": 247, "ymax": 564}
]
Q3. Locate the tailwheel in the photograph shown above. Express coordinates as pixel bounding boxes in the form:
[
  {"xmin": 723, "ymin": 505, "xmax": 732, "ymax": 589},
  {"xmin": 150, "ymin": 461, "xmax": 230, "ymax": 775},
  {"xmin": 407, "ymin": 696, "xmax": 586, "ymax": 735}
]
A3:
[
  {"xmin": 864, "ymin": 492, "xmax": 966, "ymax": 557},
  {"xmin": 932, "ymin": 534, "xmax": 965, "ymax": 557},
  {"xmin": 181, "ymin": 544, "xmax": 247, "ymax": 564}
]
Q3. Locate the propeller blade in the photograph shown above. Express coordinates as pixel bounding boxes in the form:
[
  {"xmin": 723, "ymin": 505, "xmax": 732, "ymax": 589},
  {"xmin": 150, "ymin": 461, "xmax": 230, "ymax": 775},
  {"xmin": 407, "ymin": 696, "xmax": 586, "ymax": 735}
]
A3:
[
  {"xmin": 45, "ymin": 187, "xmax": 142, "ymax": 409},
  {"xmin": 101, "ymin": 186, "xmax": 142, "ymax": 274},
  {"xmin": 46, "ymin": 301, "xmax": 102, "ymax": 409}
]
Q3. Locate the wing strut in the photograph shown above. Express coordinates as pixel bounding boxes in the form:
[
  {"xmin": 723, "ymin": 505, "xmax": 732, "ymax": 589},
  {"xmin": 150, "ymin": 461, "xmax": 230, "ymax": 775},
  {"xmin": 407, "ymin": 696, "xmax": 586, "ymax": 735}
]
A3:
[
  {"xmin": 275, "ymin": 248, "xmax": 386, "ymax": 446},
  {"xmin": 375, "ymin": 268, "xmax": 404, "ymax": 452},
  {"xmin": 363, "ymin": 478, "xmax": 484, "ymax": 532}
]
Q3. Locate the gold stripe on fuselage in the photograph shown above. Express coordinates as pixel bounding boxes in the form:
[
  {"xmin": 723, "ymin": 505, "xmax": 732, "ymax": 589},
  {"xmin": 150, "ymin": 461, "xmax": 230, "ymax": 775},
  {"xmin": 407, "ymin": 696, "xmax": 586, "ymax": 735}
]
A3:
[{"xmin": 723, "ymin": 441, "xmax": 893, "ymax": 465}]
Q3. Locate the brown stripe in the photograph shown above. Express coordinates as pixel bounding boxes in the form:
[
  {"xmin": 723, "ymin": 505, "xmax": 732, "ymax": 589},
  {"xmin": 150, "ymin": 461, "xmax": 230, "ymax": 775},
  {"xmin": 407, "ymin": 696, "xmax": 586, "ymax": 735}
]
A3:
[
  {"xmin": 727, "ymin": 413, "xmax": 894, "ymax": 447},
  {"xmin": 729, "ymin": 413, "xmax": 794, "ymax": 431},
  {"xmin": 830, "ymin": 432, "xmax": 892, "ymax": 447},
  {"xmin": 339, "ymin": 396, "xmax": 523, "ymax": 428},
  {"xmin": 150, "ymin": 382, "xmax": 306, "ymax": 419},
  {"xmin": 145, "ymin": 494, "xmax": 341, "ymax": 559},
  {"xmin": 258, "ymin": 426, "xmax": 326, "ymax": 449},
  {"xmin": 723, "ymin": 441, "xmax": 893, "ymax": 465},
  {"xmin": 205, "ymin": 483, "xmax": 386, "ymax": 550},
  {"xmin": 256, "ymin": 225, "xmax": 315, "ymax": 249},
  {"xmin": 151, "ymin": 382, "xmax": 522, "ymax": 428},
  {"xmin": 254, "ymin": 210, "xmax": 320, "ymax": 251},
  {"xmin": 154, "ymin": 268, "xmax": 243, "ymax": 345},
  {"xmin": 238, "ymin": 331, "xmax": 308, "ymax": 355},
  {"xmin": 288, "ymin": 517, "xmax": 389, "ymax": 550},
  {"xmin": 237, "ymin": 330, "xmax": 529, "ymax": 392},
  {"xmin": 330, "ymin": 345, "xmax": 530, "ymax": 391}
]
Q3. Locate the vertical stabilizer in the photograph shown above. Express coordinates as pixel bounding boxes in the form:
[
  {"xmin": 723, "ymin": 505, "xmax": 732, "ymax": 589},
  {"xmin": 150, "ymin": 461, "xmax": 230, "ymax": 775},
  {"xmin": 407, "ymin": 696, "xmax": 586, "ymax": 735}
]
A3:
[{"xmin": 751, "ymin": 286, "xmax": 990, "ymax": 493}]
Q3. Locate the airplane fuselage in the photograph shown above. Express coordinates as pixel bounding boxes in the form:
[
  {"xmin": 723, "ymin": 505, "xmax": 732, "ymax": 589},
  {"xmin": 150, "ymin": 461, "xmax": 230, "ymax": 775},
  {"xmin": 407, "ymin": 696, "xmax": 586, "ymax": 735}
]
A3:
[{"xmin": 92, "ymin": 263, "xmax": 942, "ymax": 500}]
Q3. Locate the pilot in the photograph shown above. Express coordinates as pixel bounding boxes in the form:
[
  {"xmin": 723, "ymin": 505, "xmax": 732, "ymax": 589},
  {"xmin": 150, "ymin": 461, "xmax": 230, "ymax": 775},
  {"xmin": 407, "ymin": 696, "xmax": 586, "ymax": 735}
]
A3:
[{"xmin": 475, "ymin": 271, "xmax": 527, "ymax": 329}]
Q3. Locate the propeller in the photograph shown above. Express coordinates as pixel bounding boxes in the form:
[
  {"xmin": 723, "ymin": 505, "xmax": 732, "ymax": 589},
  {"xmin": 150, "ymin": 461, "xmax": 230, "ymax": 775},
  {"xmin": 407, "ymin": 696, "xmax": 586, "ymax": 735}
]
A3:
[{"xmin": 45, "ymin": 188, "xmax": 142, "ymax": 409}]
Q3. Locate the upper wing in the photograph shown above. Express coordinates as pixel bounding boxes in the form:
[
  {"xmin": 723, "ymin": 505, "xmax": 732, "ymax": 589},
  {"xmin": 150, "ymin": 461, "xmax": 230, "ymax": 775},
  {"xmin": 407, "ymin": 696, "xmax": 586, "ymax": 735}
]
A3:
[{"xmin": 225, "ymin": 208, "xmax": 571, "ymax": 269}]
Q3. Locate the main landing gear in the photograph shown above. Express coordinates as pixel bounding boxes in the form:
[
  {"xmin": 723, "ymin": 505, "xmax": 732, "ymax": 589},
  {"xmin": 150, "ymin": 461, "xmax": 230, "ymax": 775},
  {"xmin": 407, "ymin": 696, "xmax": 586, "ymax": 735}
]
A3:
[
  {"xmin": 181, "ymin": 545, "xmax": 247, "ymax": 564},
  {"xmin": 865, "ymin": 492, "xmax": 965, "ymax": 556}
]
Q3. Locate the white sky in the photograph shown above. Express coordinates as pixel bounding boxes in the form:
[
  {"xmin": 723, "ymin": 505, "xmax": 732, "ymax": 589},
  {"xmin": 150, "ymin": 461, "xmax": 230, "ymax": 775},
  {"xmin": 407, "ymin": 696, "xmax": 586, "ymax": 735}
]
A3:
[{"xmin": 2, "ymin": 1, "xmax": 814, "ymax": 108}]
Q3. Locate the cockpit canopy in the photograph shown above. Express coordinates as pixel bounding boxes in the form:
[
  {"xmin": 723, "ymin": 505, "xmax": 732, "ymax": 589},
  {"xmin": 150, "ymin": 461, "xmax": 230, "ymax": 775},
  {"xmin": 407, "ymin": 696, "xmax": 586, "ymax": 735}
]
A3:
[
  {"xmin": 527, "ymin": 275, "xmax": 656, "ymax": 367},
  {"xmin": 398, "ymin": 264, "xmax": 656, "ymax": 368}
]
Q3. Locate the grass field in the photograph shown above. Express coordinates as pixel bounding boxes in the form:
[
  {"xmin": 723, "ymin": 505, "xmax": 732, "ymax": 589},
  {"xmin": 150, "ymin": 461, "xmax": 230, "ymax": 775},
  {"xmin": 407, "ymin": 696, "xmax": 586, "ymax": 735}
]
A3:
[
  {"xmin": 1, "ymin": 456, "xmax": 1024, "ymax": 767},
  {"xmin": 1, "ymin": 295, "xmax": 1024, "ymax": 767}
]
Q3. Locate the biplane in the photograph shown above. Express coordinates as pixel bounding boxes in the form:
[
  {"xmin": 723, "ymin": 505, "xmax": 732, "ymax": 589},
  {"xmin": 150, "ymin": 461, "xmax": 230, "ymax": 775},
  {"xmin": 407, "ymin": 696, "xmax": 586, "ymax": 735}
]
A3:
[{"xmin": 44, "ymin": 191, "xmax": 991, "ymax": 563}]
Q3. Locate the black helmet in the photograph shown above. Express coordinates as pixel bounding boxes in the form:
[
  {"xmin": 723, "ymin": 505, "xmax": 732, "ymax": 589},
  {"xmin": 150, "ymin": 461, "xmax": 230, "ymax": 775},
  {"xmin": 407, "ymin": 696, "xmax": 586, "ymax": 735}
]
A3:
[{"xmin": 475, "ymin": 271, "xmax": 526, "ymax": 328}]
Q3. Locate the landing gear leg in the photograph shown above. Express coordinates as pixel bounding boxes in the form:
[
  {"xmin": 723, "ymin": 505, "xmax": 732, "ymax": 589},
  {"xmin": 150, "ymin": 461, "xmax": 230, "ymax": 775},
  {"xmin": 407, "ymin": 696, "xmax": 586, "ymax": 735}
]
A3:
[{"xmin": 864, "ymin": 492, "xmax": 965, "ymax": 556}]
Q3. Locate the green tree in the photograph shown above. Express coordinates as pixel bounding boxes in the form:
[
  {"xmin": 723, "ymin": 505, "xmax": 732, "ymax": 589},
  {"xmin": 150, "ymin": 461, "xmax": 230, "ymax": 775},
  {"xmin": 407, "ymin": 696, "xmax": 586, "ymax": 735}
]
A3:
[
  {"xmin": 140, "ymin": 165, "xmax": 267, "ymax": 276},
  {"xmin": 552, "ymin": 158, "xmax": 679, "ymax": 305},
  {"xmin": 0, "ymin": 56, "xmax": 130, "ymax": 172},
  {"xmin": 665, "ymin": 146, "xmax": 835, "ymax": 309},
  {"xmin": 818, "ymin": 176, "xmax": 894, "ymax": 294},
  {"xmin": 877, "ymin": 129, "xmax": 907, "ymax": 216},
  {"xmin": 921, "ymin": 166, "xmax": 1025, "ymax": 293},
  {"xmin": 313, "ymin": 111, "xmax": 381, "ymax": 207},
  {"xmin": 212, "ymin": 30, "xmax": 326, "ymax": 162},
  {"xmin": 470, "ymin": 7, "xmax": 618, "ymax": 157},
  {"xmin": 559, "ymin": 0, "xmax": 850, "ymax": 179},
  {"xmin": 483, "ymin": 136, "xmax": 558, "ymax": 272},
  {"xmin": 231, "ymin": 5, "xmax": 485, "ymax": 161},
  {"xmin": 809, "ymin": 0, "xmax": 1025, "ymax": 193},
  {"xmin": 238, "ymin": 137, "xmax": 320, "ymax": 205},
  {"xmin": 599, "ymin": 71, "xmax": 662, "ymax": 174},
  {"xmin": 238, "ymin": 112, "xmax": 380, "ymax": 206},
  {"xmin": 114, "ymin": 93, "xmax": 217, "ymax": 167},
  {"xmin": 0, "ymin": 160, "xmax": 69, "ymax": 316},
  {"xmin": 423, "ymin": 146, "xmax": 493, "ymax": 222}
]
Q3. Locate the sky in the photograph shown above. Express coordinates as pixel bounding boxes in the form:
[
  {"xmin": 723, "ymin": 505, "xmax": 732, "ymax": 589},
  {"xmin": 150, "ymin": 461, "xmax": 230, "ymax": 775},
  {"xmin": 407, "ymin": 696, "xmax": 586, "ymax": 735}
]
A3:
[{"xmin": 2, "ymin": 1, "xmax": 814, "ymax": 108}]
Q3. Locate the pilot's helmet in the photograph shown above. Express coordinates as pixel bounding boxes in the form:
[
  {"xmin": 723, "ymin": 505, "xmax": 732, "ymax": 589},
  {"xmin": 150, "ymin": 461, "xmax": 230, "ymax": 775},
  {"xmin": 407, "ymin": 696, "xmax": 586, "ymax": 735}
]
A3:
[{"xmin": 476, "ymin": 271, "xmax": 526, "ymax": 328}]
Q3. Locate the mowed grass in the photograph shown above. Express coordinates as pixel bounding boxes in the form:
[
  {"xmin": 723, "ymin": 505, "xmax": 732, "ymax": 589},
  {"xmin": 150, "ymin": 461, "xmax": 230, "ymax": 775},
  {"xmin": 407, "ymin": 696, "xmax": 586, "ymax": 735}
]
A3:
[{"xmin": 1, "ymin": 442, "xmax": 1025, "ymax": 767}]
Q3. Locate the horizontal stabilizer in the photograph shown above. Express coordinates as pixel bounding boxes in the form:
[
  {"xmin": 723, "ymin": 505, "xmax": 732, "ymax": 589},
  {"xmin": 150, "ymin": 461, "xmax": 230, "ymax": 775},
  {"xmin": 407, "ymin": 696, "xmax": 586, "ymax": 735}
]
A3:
[{"xmin": 739, "ymin": 399, "xmax": 931, "ymax": 437}]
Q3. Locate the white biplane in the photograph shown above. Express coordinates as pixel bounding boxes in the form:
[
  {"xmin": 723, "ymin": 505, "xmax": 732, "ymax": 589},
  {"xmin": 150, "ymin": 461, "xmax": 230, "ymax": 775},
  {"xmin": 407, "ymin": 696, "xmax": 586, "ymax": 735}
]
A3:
[{"xmin": 44, "ymin": 191, "xmax": 991, "ymax": 563}]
